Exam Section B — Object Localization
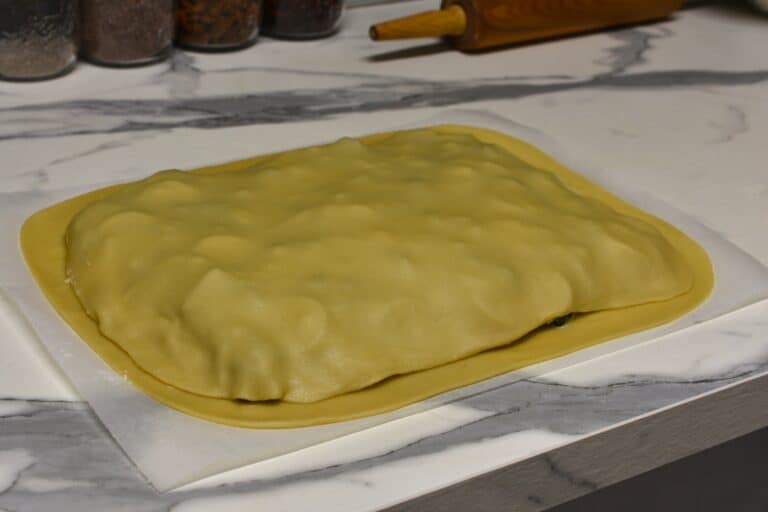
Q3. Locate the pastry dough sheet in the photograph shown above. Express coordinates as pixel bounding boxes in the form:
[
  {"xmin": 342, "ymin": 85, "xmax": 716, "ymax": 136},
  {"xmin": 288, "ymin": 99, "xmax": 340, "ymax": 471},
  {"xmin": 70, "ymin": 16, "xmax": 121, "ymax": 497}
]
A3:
[{"xmin": 20, "ymin": 125, "xmax": 713, "ymax": 428}]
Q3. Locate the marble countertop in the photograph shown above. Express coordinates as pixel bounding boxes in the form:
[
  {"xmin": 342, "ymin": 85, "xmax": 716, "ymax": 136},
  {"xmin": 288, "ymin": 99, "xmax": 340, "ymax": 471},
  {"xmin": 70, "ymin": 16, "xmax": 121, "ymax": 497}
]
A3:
[{"xmin": 1, "ymin": 1, "xmax": 767, "ymax": 510}]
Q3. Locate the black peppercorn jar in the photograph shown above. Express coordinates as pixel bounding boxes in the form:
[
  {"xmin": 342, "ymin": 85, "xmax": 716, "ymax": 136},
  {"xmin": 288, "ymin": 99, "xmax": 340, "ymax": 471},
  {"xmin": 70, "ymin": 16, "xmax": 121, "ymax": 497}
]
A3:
[
  {"xmin": 79, "ymin": 0, "xmax": 175, "ymax": 66},
  {"xmin": 0, "ymin": 0, "xmax": 78, "ymax": 81},
  {"xmin": 262, "ymin": 0, "xmax": 345, "ymax": 39},
  {"xmin": 176, "ymin": 0, "xmax": 262, "ymax": 51}
]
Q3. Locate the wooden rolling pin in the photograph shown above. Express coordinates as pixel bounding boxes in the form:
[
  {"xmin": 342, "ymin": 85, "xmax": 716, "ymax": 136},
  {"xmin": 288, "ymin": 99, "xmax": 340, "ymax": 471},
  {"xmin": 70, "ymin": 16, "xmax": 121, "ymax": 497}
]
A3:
[{"xmin": 370, "ymin": 0, "xmax": 683, "ymax": 51}]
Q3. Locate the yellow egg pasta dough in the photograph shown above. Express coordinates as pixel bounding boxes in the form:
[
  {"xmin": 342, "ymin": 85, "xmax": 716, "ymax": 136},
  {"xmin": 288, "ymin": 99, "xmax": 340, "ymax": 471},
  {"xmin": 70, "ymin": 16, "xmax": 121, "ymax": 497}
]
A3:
[{"xmin": 21, "ymin": 125, "xmax": 713, "ymax": 428}]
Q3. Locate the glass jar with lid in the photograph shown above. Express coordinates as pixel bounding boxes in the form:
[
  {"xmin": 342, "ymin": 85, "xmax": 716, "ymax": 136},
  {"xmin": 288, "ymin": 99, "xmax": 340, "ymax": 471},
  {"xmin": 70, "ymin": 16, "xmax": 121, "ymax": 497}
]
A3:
[
  {"xmin": 79, "ymin": 0, "xmax": 175, "ymax": 66},
  {"xmin": 0, "ymin": 0, "xmax": 78, "ymax": 81},
  {"xmin": 261, "ymin": 0, "xmax": 345, "ymax": 39},
  {"xmin": 176, "ymin": 0, "xmax": 262, "ymax": 51}
]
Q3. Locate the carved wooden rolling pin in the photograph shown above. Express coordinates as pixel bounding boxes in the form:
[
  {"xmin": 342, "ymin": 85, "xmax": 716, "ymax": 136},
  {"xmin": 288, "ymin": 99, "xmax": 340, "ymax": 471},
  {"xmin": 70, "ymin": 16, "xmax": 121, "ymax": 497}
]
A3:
[{"xmin": 369, "ymin": 0, "xmax": 683, "ymax": 51}]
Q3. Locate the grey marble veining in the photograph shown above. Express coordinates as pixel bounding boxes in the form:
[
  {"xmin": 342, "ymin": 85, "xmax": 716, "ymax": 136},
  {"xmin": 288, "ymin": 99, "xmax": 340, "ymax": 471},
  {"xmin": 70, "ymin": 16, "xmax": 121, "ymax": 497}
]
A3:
[
  {"xmin": 707, "ymin": 104, "xmax": 749, "ymax": 144},
  {"xmin": 0, "ymin": 20, "xmax": 766, "ymax": 143},
  {"xmin": 595, "ymin": 27, "xmax": 671, "ymax": 76},
  {"xmin": 1, "ymin": 345, "xmax": 766, "ymax": 511},
  {"xmin": 1, "ymin": 68, "xmax": 766, "ymax": 143}
]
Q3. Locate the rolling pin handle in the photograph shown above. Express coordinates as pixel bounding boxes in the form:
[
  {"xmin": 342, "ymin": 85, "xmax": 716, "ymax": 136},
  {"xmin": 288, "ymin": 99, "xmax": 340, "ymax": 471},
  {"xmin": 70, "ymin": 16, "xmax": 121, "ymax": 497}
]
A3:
[{"xmin": 369, "ymin": 4, "xmax": 467, "ymax": 41}]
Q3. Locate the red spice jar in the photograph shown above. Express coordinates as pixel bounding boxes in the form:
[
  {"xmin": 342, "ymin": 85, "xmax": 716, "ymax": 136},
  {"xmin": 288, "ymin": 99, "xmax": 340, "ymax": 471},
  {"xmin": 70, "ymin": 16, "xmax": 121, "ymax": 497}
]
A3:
[
  {"xmin": 262, "ymin": 0, "xmax": 345, "ymax": 39},
  {"xmin": 79, "ymin": 0, "xmax": 175, "ymax": 66},
  {"xmin": 176, "ymin": 0, "xmax": 262, "ymax": 50}
]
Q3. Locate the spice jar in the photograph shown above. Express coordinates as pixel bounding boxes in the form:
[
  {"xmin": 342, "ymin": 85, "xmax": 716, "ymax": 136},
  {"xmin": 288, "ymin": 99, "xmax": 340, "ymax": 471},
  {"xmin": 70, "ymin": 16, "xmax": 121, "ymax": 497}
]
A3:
[
  {"xmin": 176, "ymin": 0, "xmax": 262, "ymax": 51},
  {"xmin": 0, "ymin": 0, "xmax": 78, "ymax": 81},
  {"xmin": 262, "ymin": 0, "xmax": 345, "ymax": 39},
  {"xmin": 79, "ymin": 0, "xmax": 175, "ymax": 66}
]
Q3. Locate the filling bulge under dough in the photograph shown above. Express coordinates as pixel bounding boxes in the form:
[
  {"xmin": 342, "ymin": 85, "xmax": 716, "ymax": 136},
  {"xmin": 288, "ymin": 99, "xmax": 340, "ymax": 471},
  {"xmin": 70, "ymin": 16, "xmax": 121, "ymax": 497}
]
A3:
[{"xmin": 64, "ymin": 129, "xmax": 693, "ymax": 403}]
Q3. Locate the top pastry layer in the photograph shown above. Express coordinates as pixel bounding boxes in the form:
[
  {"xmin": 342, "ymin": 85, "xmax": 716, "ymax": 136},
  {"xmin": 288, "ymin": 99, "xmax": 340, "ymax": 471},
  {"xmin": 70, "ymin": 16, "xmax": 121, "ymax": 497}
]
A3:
[{"xmin": 64, "ymin": 129, "xmax": 693, "ymax": 403}]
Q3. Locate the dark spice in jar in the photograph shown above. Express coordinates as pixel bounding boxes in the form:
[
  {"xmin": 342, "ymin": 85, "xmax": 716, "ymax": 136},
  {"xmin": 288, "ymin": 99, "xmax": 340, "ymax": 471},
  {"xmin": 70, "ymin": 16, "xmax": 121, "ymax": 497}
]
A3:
[
  {"xmin": 0, "ymin": 0, "xmax": 77, "ymax": 80},
  {"xmin": 176, "ymin": 0, "xmax": 262, "ymax": 50},
  {"xmin": 262, "ymin": 0, "xmax": 344, "ymax": 39},
  {"xmin": 79, "ymin": 0, "xmax": 175, "ymax": 66}
]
